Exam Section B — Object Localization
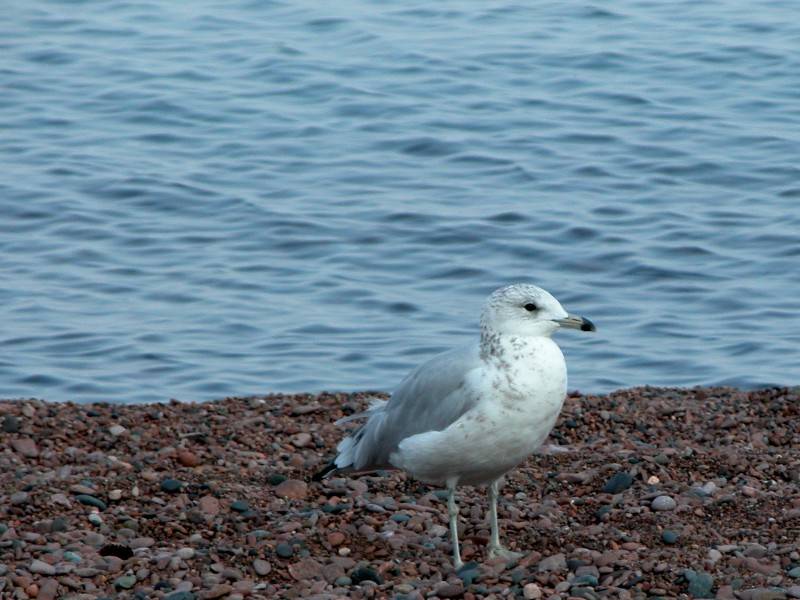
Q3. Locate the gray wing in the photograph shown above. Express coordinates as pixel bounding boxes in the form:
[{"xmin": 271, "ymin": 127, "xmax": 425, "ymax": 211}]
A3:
[{"xmin": 337, "ymin": 343, "xmax": 482, "ymax": 471}]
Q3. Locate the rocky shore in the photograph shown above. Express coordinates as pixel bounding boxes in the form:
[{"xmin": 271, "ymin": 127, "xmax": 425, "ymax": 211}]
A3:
[{"xmin": 1, "ymin": 386, "xmax": 798, "ymax": 600}]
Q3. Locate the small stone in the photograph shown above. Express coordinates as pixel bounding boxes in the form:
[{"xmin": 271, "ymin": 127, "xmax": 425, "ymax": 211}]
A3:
[
  {"xmin": 275, "ymin": 543, "xmax": 294, "ymax": 558},
  {"xmin": 201, "ymin": 584, "xmax": 232, "ymax": 599},
  {"xmin": 88, "ymin": 513, "xmax": 103, "ymax": 526},
  {"xmin": 50, "ymin": 516, "xmax": 68, "ymax": 532},
  {"xmin": 108, "ymin": 489, "xmax": 123, "ymax": 501},
  {"xmin": 38, "ymin": 578, "xmax": 58, "ymax": 600},
  {"xmin": 10, "ymin": 491, "xmax": 29, "ymax": 505},
  {"xmin": 2, "ymin": 415, "xmax": 20, "ymax": 433},
  {"xmin": 64, "ymin": 551, "xmax": 82, "ymax": 563},
  {"xmin": 686, "ymin": 571, "xmax": 714, "ymax": 598},
  {"xmin": 435, "ymin": 582, "xmax": 464, "ymax": 598},
  {"xmin": 115, "ymin": 574, "xmax": 137, "ymax": 589},
  {"xmin": 177, "ymin": 450, "xmax": 200, "ymax": 467},
  {"xmin": 275, "ymin": 479, "xmax": 308, "ymax": 500},
  {"xmin": 538, "ymin": 553, "xmax": 567, "ymax": 572},
  {"xmin": 75, "ymin": 494, "xmax": 107, "ymax": 511},
  {"xmin": 523, "ymin": 583, "xmax": 543, "ymax": 599},
  {"xmin": 267, "ymin": 473, "xmax": 287, "ymax": 486},
  {"xmin": 290, "ymin": 432, "xmax": 312, "ymax": 448},
  {"xmin": 739, "ymin": 590, "xmax": 788, "ymax": 600},
  {"xmin": 789, "ymin": 567, "xmax": 800, "ymax": 579},
  {"xmin": 787, "ymin": 586, "xmax": 800, "ymax": 599},
  {"xmin": 165, "ymin": 593, "xmax": 197, "ymax": 600},
  {"xmin": 109, "ymin": 424, "xmax": 126, "ymax": 436},
  {"xmin": 327, "ymin": 531, "xmax": 346, "ymax": 546},
  {"xmin": 651, "ymin": 495, "xmax": 677, "ymax": 511},
  {"xmin": 176, "ymin": 547, "xmax": 195, "ymax": 560},
  {"xmin": 11, "ymin": 437, "xmax": 39, "ymax": 457},
  {"xmin": 253, "ymin": 559, "xmax": 271, "ymax": 576},
  {"xmin": 289, "ymin": 558, "xmax": 322, "ymax": 581},
  {"xmin": 199, "ymin": 495, "xmax": 220, "ymax": 515},
  {"xmin": 661, "ymin": 530, "xmax": 679, "ymax": 544},
  {"xmin": 160, "ymin": 478, "xmax": 183, "ymax": 493},
  {"xmin": 130, "ymin": 536, "xmax": 155, "ymax": 548},
  {"xmin": 572, "ymin": 574, "xmax": 600, "ymax": 587},
  {"xmin": 230, "ymin": 500, "xmax": 249, "ymax": 513},
  {"xmin": 602, "ymin": 472, "xmax": 634, "ymax": 494},
  {"xmin": 334, "ymin": 576, "xmax": 352, "ymax": 586},
  {"xmin": 30, "ymin": 559, "xmax": 56, "ymax": 575},
  {"xmin": 391, "ymin": 513, "xmax": 411, "ymax": 523},
  {"xmin": 350, "ymin": 566, "xmax": 383, "ymax": 585}
]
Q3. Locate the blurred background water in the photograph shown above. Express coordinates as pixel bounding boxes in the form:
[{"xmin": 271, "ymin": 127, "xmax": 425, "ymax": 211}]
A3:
[{"xmin": 2, "ymin": 1, "xmax": 799, "ymax": 403}]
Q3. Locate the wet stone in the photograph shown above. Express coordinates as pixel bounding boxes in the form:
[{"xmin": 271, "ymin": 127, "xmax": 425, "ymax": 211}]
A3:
[
  {"xmin": 2, "ymin": 415, "xmax": 20, "ymax": 433},
  {"xmin": 75, "ymin": 494, "xmax": 107, "ymax": 511},
  {"xmin": 275, "ymin": 543, "xmax": 294, "ymax": 558},
  {"xmin": 160, "ymin": 478, "xmax": 183, "ymax": 493},
  {"xmin": 662, "ymin": 530, "xmax": 680, "ymax": 544},
  {"xmin": 350, "ymin": 566, "xmax": 384, "ymax": 585},
  {"xmin": 267, "ymin": 473, "xmax": 287, "ymax": 486},
  {"xmin": 602, "ymin": 471, "xmax": 634, "ymax": 494},
  {"xmin": 230, "ymin": 500, "xmax": 249, "ymax": 513}
]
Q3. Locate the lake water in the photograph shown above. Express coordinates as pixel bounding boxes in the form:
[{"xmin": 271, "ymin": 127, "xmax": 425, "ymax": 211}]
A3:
[{"xmin": 2, "ymin": 1, "xmax": 799, "ymax": 403}]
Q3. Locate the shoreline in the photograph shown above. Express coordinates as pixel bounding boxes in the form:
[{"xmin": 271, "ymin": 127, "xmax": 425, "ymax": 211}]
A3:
[{"xmin": 1, "ymin": 386, "xmax": 798, "ymax": 599}]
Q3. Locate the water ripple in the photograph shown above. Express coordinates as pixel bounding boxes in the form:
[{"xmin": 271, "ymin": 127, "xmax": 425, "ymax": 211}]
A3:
[{"xmin": 1, "ymin": 0, "xmax": 799, "ymax": 402}]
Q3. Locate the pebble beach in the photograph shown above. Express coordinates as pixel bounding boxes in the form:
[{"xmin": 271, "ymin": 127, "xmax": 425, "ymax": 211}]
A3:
[{"xmin": 1, "ymin": 387, "xmax": 799, "ymax": 600}]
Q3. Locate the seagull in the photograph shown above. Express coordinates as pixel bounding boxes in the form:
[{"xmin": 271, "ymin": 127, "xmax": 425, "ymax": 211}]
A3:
[{"xmin": 314, "ymin": 283, "xmax": 595, "ymax": 568}]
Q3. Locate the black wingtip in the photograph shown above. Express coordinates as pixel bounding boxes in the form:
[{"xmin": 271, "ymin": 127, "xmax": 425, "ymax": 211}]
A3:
[{"xmin": 312, "ymin": 462, "xmax": 337, "ymax": 482}]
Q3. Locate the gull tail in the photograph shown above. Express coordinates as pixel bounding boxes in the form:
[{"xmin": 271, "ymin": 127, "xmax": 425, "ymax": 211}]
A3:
[{"xmin": 312, "ymin": 398, "xmax": 388, "ymax": 481}]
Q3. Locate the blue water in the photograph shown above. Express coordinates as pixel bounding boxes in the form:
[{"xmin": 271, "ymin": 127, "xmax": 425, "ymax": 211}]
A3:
[{"xmin": 2, "ymin": 1, "xmax": 800, "ymax": 403}]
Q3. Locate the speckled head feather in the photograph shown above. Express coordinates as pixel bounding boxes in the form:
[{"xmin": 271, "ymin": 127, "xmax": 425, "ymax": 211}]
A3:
[{"xmin": 480, "ymin": 283, "xmax": 569, "ymax": 341}]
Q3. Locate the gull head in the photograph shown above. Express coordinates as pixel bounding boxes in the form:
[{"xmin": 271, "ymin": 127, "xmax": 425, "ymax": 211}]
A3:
[{"xmin": 480, "ymin": 283, "xmax": 596, "ymax": 338}]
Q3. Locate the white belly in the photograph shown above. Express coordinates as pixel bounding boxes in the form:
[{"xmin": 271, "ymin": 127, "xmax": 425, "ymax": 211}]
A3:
[{"xmin": 390, "ymin": 337, "xmax": 567, "ymax": 486}]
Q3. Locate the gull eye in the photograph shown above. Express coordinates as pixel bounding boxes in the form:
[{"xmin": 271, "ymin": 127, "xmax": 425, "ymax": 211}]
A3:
[{"xmin": 524, "ymin": 303, "xmax": 537, "ymax": 312}]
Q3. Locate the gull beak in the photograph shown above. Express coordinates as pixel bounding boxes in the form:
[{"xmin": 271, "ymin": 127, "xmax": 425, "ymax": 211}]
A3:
[{"xmin": 554, "ymin": 314, "xmax": 596, "ymax": 332}]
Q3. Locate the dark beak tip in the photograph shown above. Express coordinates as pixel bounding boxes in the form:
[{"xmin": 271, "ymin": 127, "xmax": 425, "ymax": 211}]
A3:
[{"xmin": 580, "ymin": 318, "xmax": 596, "ymax": 332}]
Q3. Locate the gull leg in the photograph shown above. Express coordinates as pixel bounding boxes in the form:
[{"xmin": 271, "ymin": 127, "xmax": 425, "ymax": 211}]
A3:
[
  {"xmin": 487, "ymin": 478, "xmax": 523, "ymax": 561},
  {"xmin": 446, "ymin": 478, "xmax": 464, "ymax": 570}
]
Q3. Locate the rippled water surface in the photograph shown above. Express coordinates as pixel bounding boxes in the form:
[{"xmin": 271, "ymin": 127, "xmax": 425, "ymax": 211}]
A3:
[{"xmin": 2, "ymin": 1, "xmax": 800, "ymax": 403}]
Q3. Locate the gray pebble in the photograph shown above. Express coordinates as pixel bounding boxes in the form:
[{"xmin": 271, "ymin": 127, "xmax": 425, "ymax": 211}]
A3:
[
  {"xmin": 30, "ymin": 559, "xmax": 56, "ymax": 575},
  {"xmin": 11, "ymin": 491, "xmax": 29, "ymax": 505},
  {"xmin": 2, "ymin": 415, "xmax": 20, "ymax": 433},
  {"xmin": 651, "ymin": 495, "xmax": 677, "ymax": 511},
  {"xmin": 601, "ymin": 472, "xmax": 634, "ymax": 494},
  {"xmin": 275, "ymin": 542, "xmax": 293, "ymax": 558}
]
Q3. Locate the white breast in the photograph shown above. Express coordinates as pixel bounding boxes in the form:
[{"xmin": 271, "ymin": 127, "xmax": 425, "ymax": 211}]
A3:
[{"xmin": 391, "ymin": 336, "xmax": 567, "ymax": 486}]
